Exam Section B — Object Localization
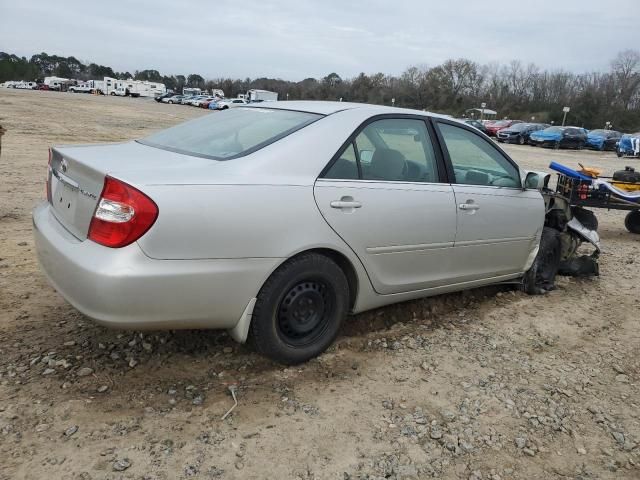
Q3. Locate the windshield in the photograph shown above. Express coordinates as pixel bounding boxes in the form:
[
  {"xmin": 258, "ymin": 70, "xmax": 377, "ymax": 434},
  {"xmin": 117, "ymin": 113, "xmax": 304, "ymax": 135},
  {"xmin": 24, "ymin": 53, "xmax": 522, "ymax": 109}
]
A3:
[
  {"xmin": 139, "ymin": 107, "xmax": 322, "ymax": 160},
  {"xmin": 546, "ymin": 126, "xmax": 564, "ymax": 133}
]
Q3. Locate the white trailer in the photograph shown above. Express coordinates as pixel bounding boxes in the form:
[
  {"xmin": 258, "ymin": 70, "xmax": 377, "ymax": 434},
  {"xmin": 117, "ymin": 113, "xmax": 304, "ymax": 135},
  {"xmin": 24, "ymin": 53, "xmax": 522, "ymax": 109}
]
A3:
[
  {"xmin": 102, "ymin": 78, "xmax": 166, "ymax": 97},
  {"xmin": 44, "ymin": 76, "xmax": 70, "ymax": 90},
  {"xmin": 183, "ymin": 87, "xmax": 202, "ymax": 96},
  {"xmin": 247, "ymin": 89, "xmax": 278, "ymax": 102}
]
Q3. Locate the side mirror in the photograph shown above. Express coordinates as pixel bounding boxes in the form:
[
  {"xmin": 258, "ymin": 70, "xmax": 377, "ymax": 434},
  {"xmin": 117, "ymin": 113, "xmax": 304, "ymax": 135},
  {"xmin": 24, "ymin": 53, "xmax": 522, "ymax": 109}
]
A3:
[{"xmin": 523, "ymin": 171, "xmax": 549, "ymax": 190}]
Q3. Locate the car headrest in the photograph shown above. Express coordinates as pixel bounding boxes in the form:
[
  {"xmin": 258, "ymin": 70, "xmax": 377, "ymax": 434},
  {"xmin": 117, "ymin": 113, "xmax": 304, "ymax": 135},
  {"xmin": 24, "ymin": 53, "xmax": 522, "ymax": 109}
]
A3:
[{"xmin": 370, "ymin": 149, "xmax": 405, "ymax": 181}]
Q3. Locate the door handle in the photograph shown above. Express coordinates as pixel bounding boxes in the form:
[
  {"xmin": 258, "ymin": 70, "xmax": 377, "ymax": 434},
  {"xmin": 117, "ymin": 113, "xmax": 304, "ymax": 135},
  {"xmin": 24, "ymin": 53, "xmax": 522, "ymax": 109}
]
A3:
[
  {"xmin": 331, "ymin": 200, "xmax": 362, "ymax": 209},
  {"xmin": 459, "ymin": 203, "xmax": 480, "ymax": 211}
]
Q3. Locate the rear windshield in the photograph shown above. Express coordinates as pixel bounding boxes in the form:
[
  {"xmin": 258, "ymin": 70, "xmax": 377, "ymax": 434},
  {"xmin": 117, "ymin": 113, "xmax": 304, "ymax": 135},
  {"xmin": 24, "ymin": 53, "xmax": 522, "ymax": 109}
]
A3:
[{"xmin": 139, "ymin": 107, "xmax": 322, "ymax": 160}]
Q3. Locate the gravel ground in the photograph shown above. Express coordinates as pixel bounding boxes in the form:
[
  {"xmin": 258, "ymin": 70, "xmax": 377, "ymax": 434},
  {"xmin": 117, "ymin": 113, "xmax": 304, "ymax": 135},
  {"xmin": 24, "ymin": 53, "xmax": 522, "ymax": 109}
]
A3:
[{"xmin": 0, "ymin": 88, "xmax": 639, "ymax": 480}]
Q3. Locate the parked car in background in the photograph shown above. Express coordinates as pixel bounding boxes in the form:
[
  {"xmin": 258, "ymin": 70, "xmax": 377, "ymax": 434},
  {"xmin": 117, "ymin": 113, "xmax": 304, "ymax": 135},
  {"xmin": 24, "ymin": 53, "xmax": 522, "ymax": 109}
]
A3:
[
  {"xmin": 497, "ymin": 123, "xmax": 548, "ymax": 145},
  {"xmin": 186, "ymin": 95, "xmax": 209, "ymax": 106},
  {"xmin": 155, "ymin": 92, "xmax": 175, "ymax": 102},
  {"xmin": 162, "ymin": 95, "xmax": 184, "ymax": 104},
  {"xmin": 180, "ymin": 95, "xmax": 198, "ymax": 105},
  {"xmin": 200, "ymin": 99, "xmax": 217, "ymax": 109},
  {"xmin": 68, "ymin": 84, "xmax": 93, "ymax": 94},
  {"xmin": 586, "ymin": 129, "xmax": 622, "ymax": 151},
  {"xmin": 616, "ymin": 132, "xmax": 640, "ymax": 157},
  {"xmin": 457, "ymin": 118, "xmax": 487, "ymax": 134},
  {"xmin": 529, "ymin": 126, "xmax": 588, "ymax": 149},
  {"xmin": 189, "ymin": 96, "xmax": 213, "ymax": 107},
  {"xmin": 33, "ymin": 101, "xmax": 598, "ymax": 364},
  {"xmin": 484, "ymin": 119, "xmax": 523, "ymax": 137},
  {"xmin": 214, "ymin": 98, "xmax": 248, "ymax": 110},
  {"xmin": 208, "ymin": 100, "xmax": 222, "ymax": 110},
  {"xmin": 36, "ymin": 84, "xmax": 50, "ymax": 91}
]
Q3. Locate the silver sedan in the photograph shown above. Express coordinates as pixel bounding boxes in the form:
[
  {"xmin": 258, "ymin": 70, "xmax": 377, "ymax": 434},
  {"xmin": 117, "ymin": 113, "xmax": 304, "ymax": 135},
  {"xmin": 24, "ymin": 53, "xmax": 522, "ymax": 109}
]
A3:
[{"xmin": 34, "ymin": 101, "xmax": 555, "ymax": 364}]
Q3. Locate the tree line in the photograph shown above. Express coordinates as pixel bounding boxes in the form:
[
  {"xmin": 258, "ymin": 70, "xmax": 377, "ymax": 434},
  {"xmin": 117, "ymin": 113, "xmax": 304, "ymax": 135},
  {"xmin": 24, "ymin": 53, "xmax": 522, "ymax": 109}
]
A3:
[{"xmin": 1, "ymin": 50, "xmax": 639, "ymax": 131}]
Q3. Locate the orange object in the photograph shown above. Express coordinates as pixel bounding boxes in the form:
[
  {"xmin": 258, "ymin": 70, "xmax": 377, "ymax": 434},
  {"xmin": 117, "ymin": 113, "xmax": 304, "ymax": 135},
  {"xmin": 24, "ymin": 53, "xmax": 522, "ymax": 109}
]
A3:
[{"xmin": 578, "ymin": 163, "xmax": 602, "ymax": 178}]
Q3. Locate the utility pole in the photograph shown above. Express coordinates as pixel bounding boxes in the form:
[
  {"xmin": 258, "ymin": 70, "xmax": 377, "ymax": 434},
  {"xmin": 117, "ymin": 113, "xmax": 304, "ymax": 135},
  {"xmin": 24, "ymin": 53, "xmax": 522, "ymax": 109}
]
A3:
[{"xmin": 480, "ymin": 102, "xmax": 486, "ymax": 121}]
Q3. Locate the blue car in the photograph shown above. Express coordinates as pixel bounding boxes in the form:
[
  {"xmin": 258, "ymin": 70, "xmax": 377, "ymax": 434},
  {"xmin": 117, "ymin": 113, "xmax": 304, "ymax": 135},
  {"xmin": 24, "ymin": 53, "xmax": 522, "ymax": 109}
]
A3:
[
  {"xmin": 616, "ymin": 132, "xmax": 640, "ymax": 157},
  {"xmin": 586, "ymin": 129, "xmax": 622, "ymax": 151},
  {"xmin": 529, "ymin": 126, "xmax": 588, "ymax": 149}
]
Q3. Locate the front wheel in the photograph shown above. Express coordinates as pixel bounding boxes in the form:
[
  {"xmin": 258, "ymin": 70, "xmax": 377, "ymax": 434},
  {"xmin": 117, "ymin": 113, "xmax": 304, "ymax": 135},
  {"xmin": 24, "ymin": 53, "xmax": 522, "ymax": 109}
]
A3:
[
  {"xmin": 554, "ymin": 141, "xmax": 561, "ymax": 150},
  {"xmin": 249, "ymin": 253, "xmax": 349, "ymax": 364},
  {"xmin": 625, "ymin": 210, "xmax": 640, "ymax": 234},
  {"xmin": 518, "ymin": 135, "xmax": 525, "ymax": 145},
  {"xmin": 522, "ymin": 227, "xmax": 562, "ymax": 295}
]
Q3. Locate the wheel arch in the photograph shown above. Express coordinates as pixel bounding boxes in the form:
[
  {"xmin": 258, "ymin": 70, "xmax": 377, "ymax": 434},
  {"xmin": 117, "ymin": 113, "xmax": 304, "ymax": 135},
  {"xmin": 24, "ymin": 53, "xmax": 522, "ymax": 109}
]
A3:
[
  {"xmin": 228, "ymin": 247, "xmax": 361, "ymax": 345},
  {"xmin": 267, "ymin": 247, "xmax": 359, "ymax": 311}
]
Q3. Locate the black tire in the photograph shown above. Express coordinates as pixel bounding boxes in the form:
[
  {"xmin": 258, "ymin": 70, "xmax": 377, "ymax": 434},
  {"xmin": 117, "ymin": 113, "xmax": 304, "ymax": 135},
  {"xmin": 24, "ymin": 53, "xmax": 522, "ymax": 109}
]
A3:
[
  {"xmin": 625, "ymin": 210, "xmax": 640, "ymax": 234},
  {"xmin": 617, "ymin": 150, "xmax": 624, "ymax": 158},
  {"xmin": 553, "ymin": 141, "xmax": 560, "ymax": 150},
  {"xmin": 518, "ymin": 135, "xmax": 525, "ymax": 145},
  {"xmin": 572, "ymin": 207, "xmax": 598, "ymax": 231},
  {"xmin": 249, "ymin": 253, "xmax": 349, "ymax": 364},
  {"xmin": 522, "ymin": 227, "xmax": 562, "ymax": 295}
]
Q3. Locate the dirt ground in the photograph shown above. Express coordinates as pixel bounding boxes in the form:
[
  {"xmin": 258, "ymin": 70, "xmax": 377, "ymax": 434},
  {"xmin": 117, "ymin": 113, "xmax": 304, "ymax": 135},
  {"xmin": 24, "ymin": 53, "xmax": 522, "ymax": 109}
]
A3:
[{"xmin": 0, "ymin": 88, "xmax": 638, "ymax": 480}]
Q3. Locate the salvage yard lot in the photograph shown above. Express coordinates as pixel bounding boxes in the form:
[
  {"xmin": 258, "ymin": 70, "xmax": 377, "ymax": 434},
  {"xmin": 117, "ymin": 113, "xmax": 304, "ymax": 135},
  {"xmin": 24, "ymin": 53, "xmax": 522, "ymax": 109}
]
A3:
[{"xmin": 0, "ymin": 88, "xmax": 639, "ymax": 479}]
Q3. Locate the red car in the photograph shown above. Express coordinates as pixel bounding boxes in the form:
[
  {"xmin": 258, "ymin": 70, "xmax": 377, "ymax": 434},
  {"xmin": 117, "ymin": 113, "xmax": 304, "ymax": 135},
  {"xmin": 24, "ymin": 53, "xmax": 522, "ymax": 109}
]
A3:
[{"xmin": 485, "ymin": 119, "xmax": 523, "ymax": 137}]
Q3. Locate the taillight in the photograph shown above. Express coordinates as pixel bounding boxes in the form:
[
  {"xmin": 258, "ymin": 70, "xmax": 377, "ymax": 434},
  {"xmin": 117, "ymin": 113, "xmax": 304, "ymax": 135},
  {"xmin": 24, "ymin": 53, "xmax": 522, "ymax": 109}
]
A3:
[
  {"xmin": 88, "ymin": 176, "xmax": 158, "ymax": 248},
  {"xmin": 46, "ymin": 149, "xmax": 52, "ymax": 202}
]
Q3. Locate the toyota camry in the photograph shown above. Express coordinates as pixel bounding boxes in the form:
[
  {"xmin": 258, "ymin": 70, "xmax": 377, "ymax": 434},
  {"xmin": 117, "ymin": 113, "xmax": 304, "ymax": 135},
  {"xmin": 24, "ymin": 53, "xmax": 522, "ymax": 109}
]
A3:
[{"xmin": 33, "ymin": 102, "xmax": 599, "ymax": 364}]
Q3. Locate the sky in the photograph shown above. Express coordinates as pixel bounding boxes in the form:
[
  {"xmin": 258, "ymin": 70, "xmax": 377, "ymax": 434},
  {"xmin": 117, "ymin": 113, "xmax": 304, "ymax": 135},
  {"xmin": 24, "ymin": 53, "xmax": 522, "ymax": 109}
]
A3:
[{"xmin": 1, "ymin": 0, "xmax": 639, "ymax": 81}]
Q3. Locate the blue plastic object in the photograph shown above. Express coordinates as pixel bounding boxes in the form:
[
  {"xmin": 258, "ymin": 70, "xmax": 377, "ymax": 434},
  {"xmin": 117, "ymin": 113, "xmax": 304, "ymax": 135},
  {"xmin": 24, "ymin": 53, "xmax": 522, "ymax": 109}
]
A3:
[{"xmin": 548, "ymin": 162, "xmax": 594, "ymax": 182}]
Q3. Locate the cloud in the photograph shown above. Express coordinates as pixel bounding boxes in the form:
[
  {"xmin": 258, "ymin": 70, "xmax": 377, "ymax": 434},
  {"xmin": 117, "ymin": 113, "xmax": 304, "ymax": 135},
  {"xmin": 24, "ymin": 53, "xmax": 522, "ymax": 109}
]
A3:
[{"xmin": 0, "ymin": 0, "xmax": 638, "ymax": 80}]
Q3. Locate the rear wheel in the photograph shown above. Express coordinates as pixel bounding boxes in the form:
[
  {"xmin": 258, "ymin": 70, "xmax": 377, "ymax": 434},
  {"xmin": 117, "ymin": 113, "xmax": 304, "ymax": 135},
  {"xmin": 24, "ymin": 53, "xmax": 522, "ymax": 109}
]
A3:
[
  {"xmin": 522, "ymin": 227, "xmax": 562, "ymax": 295},
  {"xmin": 554, "ymin": 141, "xmax": 561, "ymax": 150},
  {"xmin": 625, "ymin": 210, "xmax": 640, "ymax": 234},
  {"xmin": 518, "ymin": 135, "xmax": 525, "ymax": 145},
  {"xmin": 249, "ymin": 253, "xmax": 349, "ymax": 364}
]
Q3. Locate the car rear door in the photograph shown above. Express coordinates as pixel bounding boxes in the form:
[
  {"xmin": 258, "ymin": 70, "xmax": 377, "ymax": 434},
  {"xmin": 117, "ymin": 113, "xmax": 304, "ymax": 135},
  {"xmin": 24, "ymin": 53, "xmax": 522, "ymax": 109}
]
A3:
[
  {"xmin": 434, "ymin": 119, "xmax": 544, "ymax": 282},
  {"xmin": 314, "ymin": 116, "xmax": 457, "ymax": 295}
]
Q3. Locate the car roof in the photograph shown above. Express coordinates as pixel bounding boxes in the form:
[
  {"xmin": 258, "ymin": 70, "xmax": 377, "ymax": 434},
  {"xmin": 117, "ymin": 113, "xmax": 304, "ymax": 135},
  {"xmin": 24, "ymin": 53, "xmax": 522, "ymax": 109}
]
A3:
[{"xmin": 250, "ymin": 100, "xmax": 439, "ymax": 118}]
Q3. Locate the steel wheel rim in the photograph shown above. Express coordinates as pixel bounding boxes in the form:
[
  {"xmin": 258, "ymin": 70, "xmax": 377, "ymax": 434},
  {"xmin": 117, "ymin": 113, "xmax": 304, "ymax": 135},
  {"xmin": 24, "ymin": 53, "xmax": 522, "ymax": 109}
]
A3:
[{"xmin": 277, "ymin": 280, "xmax": 334, "ymax": 346}]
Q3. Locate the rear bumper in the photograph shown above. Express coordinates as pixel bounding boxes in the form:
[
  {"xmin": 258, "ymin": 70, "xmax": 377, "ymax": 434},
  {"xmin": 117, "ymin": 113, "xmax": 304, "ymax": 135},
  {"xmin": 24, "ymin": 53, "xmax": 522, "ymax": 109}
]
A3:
[{"xmin": 33, "ymin": 202, "xmax": 279, "ymax": 330}]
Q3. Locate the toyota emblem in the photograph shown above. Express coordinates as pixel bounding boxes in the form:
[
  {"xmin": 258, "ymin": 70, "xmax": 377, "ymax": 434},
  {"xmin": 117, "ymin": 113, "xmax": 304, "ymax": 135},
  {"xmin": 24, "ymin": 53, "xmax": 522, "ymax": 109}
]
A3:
[{"xmin": 60, "ymin": 159, "xmax": 68, "ymax": 173}]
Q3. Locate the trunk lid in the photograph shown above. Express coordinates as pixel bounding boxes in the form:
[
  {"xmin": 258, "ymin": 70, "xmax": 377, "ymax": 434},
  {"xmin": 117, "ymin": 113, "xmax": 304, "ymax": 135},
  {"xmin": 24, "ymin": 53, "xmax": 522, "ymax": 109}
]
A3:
[{"xmin": 48, "ymin": 141, "xmax": 230, "ymax": 240}]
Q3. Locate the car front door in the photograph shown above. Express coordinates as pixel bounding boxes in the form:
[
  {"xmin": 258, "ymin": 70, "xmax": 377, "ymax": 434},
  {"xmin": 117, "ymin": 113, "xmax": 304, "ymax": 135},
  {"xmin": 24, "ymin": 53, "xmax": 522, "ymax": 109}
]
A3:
[
  {"xmin": 434, "ymin": 120, "xmax": 544, "ymax": 283},
  {"xmin": 314, "ymin": 116, "xmax": 457, "ymax": 295}
]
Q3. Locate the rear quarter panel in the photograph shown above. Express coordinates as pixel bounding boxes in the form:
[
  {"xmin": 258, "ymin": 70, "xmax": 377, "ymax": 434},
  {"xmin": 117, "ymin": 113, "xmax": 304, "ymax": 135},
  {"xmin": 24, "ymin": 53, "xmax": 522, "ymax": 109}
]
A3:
[{"xmin": 137, "ymin": 184, "xmax": 355, "ymax": 260}]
